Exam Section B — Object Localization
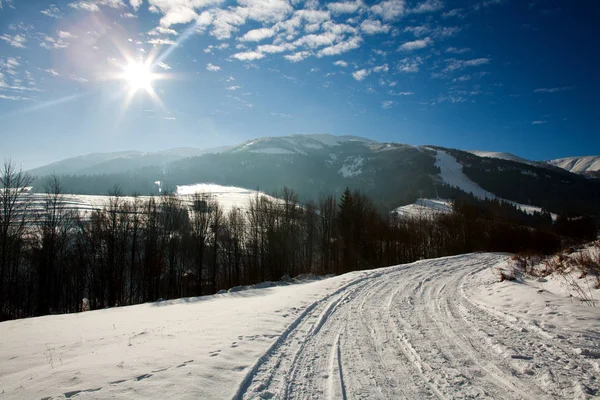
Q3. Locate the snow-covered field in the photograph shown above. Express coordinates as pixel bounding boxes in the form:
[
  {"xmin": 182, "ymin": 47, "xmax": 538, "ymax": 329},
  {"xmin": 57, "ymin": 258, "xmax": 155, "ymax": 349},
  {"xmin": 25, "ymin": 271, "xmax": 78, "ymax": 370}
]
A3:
[
  {"xmin": 20, "ymin": 184, "xmax": 277, "ymax": 221},
  {"xmin": 1, "ymin": 253, "xmax": 598, "ymax": 399}
]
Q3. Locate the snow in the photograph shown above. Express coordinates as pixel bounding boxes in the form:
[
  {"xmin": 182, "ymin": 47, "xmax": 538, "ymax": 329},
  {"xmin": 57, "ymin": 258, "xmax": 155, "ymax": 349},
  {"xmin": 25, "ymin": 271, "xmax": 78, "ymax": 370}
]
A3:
[
  {"xmin": 3, "ymin": 253, "xmax": 598, "ymax": 399},
  {"xmin": 434, "ymin": 149, "xmax": 496, "ymax": 199},
  {"xmin": 546, "ymin": 156, "xmax": 600, "ymax": 174},
  {"xmin": 431, "ymin": 150, "xmax": 555, "ymax": 219},
  {"xmin": 338, "ymin": 156, "xmax": 364, "ymax": 178},
  {"xmin": 393, "ymin": 198, "xmax": 453, "ymax": 218},
  {"xmin": 467, "ymin": 150, "xmax": 540, "ymax": 167},
  {"xmin": 175, "ymin": 183, "xmax": 280, "ymax": 213},
  {"xmin": 249, "ymin": 147, "xmax": 297, "ymax": 155}
]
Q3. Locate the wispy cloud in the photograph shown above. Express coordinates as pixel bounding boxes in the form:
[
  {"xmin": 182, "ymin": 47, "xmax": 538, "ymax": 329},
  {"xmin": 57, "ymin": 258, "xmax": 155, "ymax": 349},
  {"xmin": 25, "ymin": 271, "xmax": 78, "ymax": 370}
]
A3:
[
  {"xmin": 41, "ymin": 5, "xmax": 62, "ymax": 18},
  {"xmin": 226, "ymin": 85, "xmax": 242, "ymax": 90},
  {"xmin": 381, "ymin": 100, "xmax": 395, "ymax": 108},
  {"xmin": 333, "ymin": 60, "xmax": 349, "ymax": 67},
  {"xmin": 397, "ymin": 56, "xmax": 424, "ymax": 73},
  {"xmin": 446, "ymin": 47, "xmax": 471, "ymax": 54},
  {"xmin": 532, "ymin": 120, "xmax": 548, "ymax": 125},
  {"xmin": 410, "ymin": 0, "xmax": 444, "ymax": 14},
  {"xmin": 0, "ymin": 33, "xmax": 27, "ymax": 48},
  {"xmin": 533, "ymin": 87, "xmax": 573, "ymax": 93},
  {"xmin": 444, "ymin": 57, "xmax": 490, "ymax": 71},
  {"xmin": 44, "ymin": 68, "xmax": 60, "ymax": 77},
  {"xmin": 270, "ymin": 112, "xmax": 293, "ymax": 118},
  {"xmin": 157, "ymin": 62, "xmax": 171, "ymax": 70}
]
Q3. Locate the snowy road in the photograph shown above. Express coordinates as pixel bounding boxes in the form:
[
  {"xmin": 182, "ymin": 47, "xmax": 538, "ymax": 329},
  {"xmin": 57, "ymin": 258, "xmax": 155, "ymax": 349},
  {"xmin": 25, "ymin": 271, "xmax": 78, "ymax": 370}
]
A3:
[
  {"xmin": 2, "ymin": 253, "xmax": 598, "ymax": 399},
  {"xmin": 237, "ymin": 254, "xmax": 599, "ymax": 400}
]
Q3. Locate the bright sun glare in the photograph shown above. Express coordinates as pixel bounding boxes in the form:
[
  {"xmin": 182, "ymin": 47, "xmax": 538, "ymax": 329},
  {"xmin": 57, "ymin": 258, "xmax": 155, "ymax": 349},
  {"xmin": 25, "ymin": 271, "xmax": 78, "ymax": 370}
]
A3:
[{"xmin": 121, "ymin": 61, "xmax": 155, "ymax": 93}]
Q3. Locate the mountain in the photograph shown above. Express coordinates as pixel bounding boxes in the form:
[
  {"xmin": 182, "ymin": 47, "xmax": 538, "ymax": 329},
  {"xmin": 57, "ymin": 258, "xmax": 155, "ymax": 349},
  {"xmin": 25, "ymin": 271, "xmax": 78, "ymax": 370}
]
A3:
[
  {"xmin": 27, "ymin": 146, "xmax": 232, "ymax": 176},
  {"xmin": 546, "ymin": 156, "xmax": 600, "ymax": 176},
  {"xmin": 466, "ymin": 150, "xmax": 542, "ymax": 168},
  {"xmin": 28, "ymin": 134, "xmax": 600, "ymax": 218}
]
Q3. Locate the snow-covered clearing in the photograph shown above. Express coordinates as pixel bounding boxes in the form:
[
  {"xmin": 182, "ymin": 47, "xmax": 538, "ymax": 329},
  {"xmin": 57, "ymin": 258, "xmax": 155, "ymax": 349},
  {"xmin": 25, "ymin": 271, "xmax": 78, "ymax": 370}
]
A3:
[
  {"xmin": 434, "ymin": 149, "xmax": 495, "ymax": 199},
  {"xmin": 2, "ymin": 253, "xmax": 598, "ymax": 399},
  {"xmin": 393, "ymin": 198, "xmax": 453, "ymax": 218},
  {"xmin": 432, "ymin": 150, "xmax": 556, "ymax": 219}
]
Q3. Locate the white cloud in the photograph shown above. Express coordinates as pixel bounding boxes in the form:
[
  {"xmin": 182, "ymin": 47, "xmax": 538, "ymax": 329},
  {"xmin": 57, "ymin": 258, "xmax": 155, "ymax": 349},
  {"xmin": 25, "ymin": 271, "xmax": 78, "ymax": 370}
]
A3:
[
  {"xmin": 68, "ymin": 0, "xmax": 125, "ymax": 12},
  {"xmin": 352, "ymin": 68, "xmax": 370, "ymax": 81},
  {"xmin": 231, "ymin": 51, "xmax": 265, "ymax": 61},
  {"xmin": 360, "ymin": 19, "xmax": 390, "ymax": 35},
  {"xmin": 148, "ymin": 38, "xmax": 176, "ymax": 46},
  {"xmin": 204, "ymin": 43, "xmax": 229, "ymax": 53},
  {"xmin": 148, "ymin": 26, "xmax": 178, "ymax": 36},
  {"xmin": 317, "ymin": 36, "xmax": 362, "ymax": 56},
  {"xmin": 130, "ymin": 0, "xmax": 142, "ymax": 10},
  {"xmin": 237, "ymin": 0, "xmax": 293, "ymax": 23},
  {"xmin": 294, "ymin": 32, "xmax": 338, "ymax": 48},
  {"xmin": 398, "ymin": 37, "xmax": 432, "ymax": 51},
  {"xmin": 372, "ymin": 64, "xmax": 389, "ymax": 73},
  {"xmin": 0, "ymin": 94, "xmax": 34, "ymax": 101},
  {"xmin": 411, "ymin": 0, "xmax": 444, "ymax": 13},
  {"xmin": 226, "ymin": 76, "xmax": 235, "ymax": 82},
  {"xmin": 121, "ymin": 12, "xmax": 136, "ymax": 18},
  {"xmin": 58, "ymin": 31, "xmax": 75, "ymax": 39},
  {"xmin": 284, "ymin": 51, "xmax": 312, "ymax": 62},
  {"xmin": 327, "ymin": 0, "xmax": 363, "ymax": 14},
  {"xmin": 381, "ymin": 100, "xmax": 395, "ymax": 108},
  {"xmin": 257, "ymin": 43, "xmax": 294, "ymax": 53},
  {"xmin": 226, "ymin": 85, "xmax": 241, "ymax": 90},
  {"xmin": 210, "ymin": 9, "xmax": 244, "ymax": 39},
  {"xmin": 157, "ymin": 61, "xmax": 171, "ymax": 70},
  {"xmin": 239, "ymin": 27, "xmax": 275, "ymax": 42},
  {"xmin": 533, "ymin": 87, "xmax": 573, "ymax": 93},
  {"xmin": 206, "ymin": 63, "xmax": 221, "ymax": 72},
  {"xmin": 41, "ymin": 5, "xmax": 62, "ymax": 18},
  {"xmin": 371, "ymin": 0, "xmax": 405, "ymax": 21},
  {"xmin": 333, "ymin": 60, "xmax": 348, "ymax": 67},
  {"xmin": 0, "ymin": 33, "xmax": 27, "ymax": 48},
  {"xmin": 532, "ymin": 120, "xmax": 548, "ymax": 125}
]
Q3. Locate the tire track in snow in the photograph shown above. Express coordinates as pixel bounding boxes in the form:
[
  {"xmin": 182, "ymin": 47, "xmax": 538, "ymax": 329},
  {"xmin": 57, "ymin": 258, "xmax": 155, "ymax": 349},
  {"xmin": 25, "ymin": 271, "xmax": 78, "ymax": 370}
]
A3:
[{"xmin": 235, "ymin": 253, "xmax": 598, "ymax": 399}]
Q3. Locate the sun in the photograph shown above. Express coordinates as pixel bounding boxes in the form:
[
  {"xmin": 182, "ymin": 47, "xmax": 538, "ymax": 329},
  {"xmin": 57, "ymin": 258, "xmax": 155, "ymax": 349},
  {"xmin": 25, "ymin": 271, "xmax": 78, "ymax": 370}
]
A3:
[{"xmin": 120, "ymin": 61, "xmax": 156, "ymax": 93}]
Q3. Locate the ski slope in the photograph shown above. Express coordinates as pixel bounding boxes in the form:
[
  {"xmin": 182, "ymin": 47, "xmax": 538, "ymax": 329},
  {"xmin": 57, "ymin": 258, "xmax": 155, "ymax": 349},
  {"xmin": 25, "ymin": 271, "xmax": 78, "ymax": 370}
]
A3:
[{"xmin": 1, "ymin": 254, "xmax": 598, "ymax": 399}]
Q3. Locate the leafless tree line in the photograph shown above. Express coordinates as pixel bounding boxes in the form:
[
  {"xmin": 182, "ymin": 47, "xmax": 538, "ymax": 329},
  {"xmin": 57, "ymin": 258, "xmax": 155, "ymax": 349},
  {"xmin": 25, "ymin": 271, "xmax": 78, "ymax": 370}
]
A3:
[{"xmin": 1, "ymin": 162, "xmax": 563, "ymax": 321}]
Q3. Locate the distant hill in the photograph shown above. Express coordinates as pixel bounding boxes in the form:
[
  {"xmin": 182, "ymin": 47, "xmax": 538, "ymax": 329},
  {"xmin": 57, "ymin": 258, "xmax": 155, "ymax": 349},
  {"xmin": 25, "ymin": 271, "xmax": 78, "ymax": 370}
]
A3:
[
  {"xmin": 27, "ymin": 147, "xmax": 232, "ymax": 176},
  {"xmin": 546, "ymin": 156, "xmax": 600, "ymax": 176},
  {"xmin": 27, "ymin": 134, "xmax": 600, "ymax": 218}
]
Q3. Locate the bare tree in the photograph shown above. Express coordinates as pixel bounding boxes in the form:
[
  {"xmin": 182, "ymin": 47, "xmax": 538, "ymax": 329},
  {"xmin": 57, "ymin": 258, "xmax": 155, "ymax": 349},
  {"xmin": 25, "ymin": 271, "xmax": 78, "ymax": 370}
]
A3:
[{"xmin": 0, "ymin": 160, "xmax": 34, "ymax": 319}]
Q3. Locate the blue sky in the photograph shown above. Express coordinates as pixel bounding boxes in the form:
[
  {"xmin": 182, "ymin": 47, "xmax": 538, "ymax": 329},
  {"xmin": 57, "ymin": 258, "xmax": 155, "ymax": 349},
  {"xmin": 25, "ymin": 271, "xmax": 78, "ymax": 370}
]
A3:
[{"xmin": 0, "ymin": 0, "xmax": 598, "ymax": 169}]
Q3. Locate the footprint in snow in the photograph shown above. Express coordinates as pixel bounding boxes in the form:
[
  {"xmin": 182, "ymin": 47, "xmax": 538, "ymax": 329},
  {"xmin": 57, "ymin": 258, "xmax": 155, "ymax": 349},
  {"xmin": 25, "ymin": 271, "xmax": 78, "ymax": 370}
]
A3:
[{"xmin": 209, "ymin": 350, "xmax": 221, "ymax": 357}]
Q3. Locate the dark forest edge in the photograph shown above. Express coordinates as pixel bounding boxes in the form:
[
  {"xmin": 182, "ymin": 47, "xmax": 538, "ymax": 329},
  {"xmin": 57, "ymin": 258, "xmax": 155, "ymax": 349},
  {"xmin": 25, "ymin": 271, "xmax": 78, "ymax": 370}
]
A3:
[{"xmin": 1, "ymin": 161, "xmax": 597, "ymax": 321}]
